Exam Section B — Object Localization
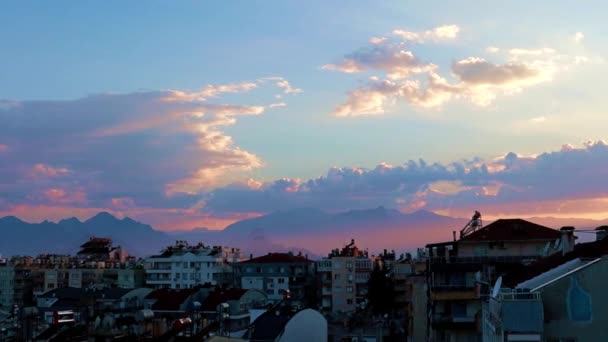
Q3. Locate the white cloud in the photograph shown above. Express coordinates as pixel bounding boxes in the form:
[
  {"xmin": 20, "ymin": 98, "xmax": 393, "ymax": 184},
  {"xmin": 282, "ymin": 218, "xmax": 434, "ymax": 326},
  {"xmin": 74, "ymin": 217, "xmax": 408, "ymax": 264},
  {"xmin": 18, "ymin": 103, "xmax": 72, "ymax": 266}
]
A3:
[
  {"xmin": 508, "ymin": 48, "xmax": 555, "ymax": 56},
  {"xmin": 392, "ymin": 25, "xmax": 460, "ymax": 43},
  {"xmin": 369, "ymin": 36, "xmax": 387, "ymax": 44},
  {"xmin": 322, "ymin": 43, "xmax": 436, "ymax": 79},
  {"xmin": 529, "ymin": 116, "xmax": 546, "ymax": 123},
  {"xmin": 573, "ymin": 32, "xmax": 585, "ymax": 43}
]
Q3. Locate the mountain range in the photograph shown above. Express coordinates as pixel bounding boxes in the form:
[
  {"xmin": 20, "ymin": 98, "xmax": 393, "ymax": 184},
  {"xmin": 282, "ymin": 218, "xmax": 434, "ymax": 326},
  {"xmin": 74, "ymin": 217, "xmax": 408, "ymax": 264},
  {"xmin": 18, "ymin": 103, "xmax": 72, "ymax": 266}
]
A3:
[{"xmin": 1, "ymin": 208, "xmax": 605, "ymax": 258}]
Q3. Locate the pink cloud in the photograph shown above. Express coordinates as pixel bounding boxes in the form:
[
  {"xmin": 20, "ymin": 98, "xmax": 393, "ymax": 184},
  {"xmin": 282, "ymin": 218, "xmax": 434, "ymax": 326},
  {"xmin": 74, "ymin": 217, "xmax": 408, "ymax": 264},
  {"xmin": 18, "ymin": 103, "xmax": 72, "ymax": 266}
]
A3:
[
  {"xmin": 0, "ymin": 144, "xmax": 9, "ymax": 152},
  {"xmin": 42, "ymin": 188, "xmax": 87, "ymax": 204},
  {"xmin": 111, "ymin": 197, "xmax": 136, "ymax": 209},
  {"xmin": 30, "ymin": 163, "xmax": 70, "ymax": 178}
]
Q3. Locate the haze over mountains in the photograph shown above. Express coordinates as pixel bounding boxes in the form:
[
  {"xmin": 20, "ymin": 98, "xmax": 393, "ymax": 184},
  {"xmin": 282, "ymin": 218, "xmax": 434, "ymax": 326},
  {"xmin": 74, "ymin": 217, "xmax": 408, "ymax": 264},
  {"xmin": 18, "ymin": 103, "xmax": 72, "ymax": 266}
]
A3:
[{"xmin": 1, "ymin": 208, "xmax": 605, "ymax": 258}]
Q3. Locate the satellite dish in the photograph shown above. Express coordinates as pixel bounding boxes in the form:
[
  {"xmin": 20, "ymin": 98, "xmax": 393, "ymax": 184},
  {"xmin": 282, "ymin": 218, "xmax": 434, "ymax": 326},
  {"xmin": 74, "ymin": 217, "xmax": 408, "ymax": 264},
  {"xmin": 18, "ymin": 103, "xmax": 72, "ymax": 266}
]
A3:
[{"xmin": 492, "ymin": 276, "xmax": 503, "ymax": 298}]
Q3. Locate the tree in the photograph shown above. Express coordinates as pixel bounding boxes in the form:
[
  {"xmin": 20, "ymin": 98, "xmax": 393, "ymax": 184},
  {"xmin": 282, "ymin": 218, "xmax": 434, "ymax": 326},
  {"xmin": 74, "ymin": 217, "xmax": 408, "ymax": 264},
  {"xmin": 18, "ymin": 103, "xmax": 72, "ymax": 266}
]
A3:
[{"xmin": 367, "ymin": 263, "xmax": 395, "ymax": 315}]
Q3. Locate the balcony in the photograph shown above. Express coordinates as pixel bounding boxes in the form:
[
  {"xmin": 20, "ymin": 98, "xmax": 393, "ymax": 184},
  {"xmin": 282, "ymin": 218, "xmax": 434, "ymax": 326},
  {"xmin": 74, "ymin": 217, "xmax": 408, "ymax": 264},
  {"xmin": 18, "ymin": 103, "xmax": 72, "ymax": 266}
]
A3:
[
  {"xmin": 430, "ymin": 255, "xmax": 541, "ymax": 265},
  {"xmin": 432, "ymin": 313, "xmax": 477, "ymax": 330},
  {"xmin": 487, "ymin": 292, "xmax": 543, "ymax": 335},
  {"xmin": 431, "ymin": 285, "xmax": 478, "ymax": 300}
]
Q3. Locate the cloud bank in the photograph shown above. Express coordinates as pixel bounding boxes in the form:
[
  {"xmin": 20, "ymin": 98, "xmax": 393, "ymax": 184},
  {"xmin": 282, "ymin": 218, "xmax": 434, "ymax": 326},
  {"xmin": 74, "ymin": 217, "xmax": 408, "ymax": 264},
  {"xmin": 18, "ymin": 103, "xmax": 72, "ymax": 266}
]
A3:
[
  {"xmin": 325, "ymin": 25, "xmax": 585, "ymax": 116},
  {"xmin": 203, "ymin": 141, "xmax": 608, "ymax": 219},
  {"xmin": 0, "ymin": 78, "xmax": 299, "ymax": 228}
]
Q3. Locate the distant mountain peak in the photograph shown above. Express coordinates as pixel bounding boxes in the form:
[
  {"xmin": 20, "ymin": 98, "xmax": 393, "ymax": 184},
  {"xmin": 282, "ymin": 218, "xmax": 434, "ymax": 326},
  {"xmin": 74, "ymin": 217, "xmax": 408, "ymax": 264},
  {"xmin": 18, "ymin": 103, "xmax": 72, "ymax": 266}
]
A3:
[
  {"xmin": 0, "ymin": 216, "xmax": 25, "ymax": 225},
  {"xmin": 85, "ymin": 211, "xmax": 119, "ymax": 224},
  {"xmin": 59, "ymin": 217, "xmax": 81, "ymax": 225}
]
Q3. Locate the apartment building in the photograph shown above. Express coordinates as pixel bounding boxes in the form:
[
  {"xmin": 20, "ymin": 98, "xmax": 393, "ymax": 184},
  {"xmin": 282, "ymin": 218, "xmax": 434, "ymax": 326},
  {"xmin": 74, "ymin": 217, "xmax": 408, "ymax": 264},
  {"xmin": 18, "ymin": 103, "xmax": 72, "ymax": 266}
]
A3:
[
  {"xmin": 426, "ymin": 217, "xmax": 561, "ymax": 342},
  {"xmin": 144, "ymin": 241, "xmax": 240, "ymax": 289},
  {"xmin": 6, "ymin": 238, "xmax": 142, "ymax": 308},
  {"xmin": 236, "ymin": 252, "xmax": 315, "ymax": 304},
  {"xmin": 317, "ymin": 239, "xmax": 373, "ymax": 314},
  {"xmin": 0, "ymin": 263, "xmax": 14, "ymax": 312},
  {"xmin": 484, "ymin": 226, "xmax": 608, "ymax": 342}
]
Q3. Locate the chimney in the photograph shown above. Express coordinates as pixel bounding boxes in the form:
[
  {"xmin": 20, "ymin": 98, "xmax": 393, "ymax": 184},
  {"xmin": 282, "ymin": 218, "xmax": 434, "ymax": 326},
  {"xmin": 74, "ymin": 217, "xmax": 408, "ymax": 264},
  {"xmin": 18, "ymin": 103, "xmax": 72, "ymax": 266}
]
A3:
[
  {"xmin": 453, "ymin": 231, "xmax": 456, "ymax": 241},
  {"xmin": 596, "ymin": 226, "xmax": 608, "ymax": 241},
  {"xmin": 560, "ymin": 226, "xmax": 576, "ymax": 255}
]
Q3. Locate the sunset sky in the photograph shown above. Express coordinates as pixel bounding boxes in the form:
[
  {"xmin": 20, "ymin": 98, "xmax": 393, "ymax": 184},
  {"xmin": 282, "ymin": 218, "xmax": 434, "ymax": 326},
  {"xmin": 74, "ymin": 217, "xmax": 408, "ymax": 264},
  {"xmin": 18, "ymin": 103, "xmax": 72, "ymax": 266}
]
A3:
[{"xmin": 1, "ymin": 1, "xmax": 608, "ymax": 230}]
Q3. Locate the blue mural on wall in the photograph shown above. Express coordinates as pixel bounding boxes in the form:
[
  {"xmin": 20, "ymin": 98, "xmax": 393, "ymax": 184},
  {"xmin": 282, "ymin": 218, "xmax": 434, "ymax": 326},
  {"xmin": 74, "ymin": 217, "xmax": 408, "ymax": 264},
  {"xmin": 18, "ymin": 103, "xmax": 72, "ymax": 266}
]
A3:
[{"xmin": 567, "ymin": 274, "xmax": 592, "ymax": 322}]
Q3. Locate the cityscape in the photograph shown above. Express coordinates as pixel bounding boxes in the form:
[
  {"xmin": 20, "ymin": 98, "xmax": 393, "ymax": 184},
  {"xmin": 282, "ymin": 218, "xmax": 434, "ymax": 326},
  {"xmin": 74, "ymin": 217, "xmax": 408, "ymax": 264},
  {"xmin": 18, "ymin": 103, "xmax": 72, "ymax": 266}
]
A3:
[
  {"xmin": 2, "ymin": 1, "xmax": 608, "ymax": 341},
  {"xmin": 1, "ymin": 212, "xmax": 607, "ymax": 341}
]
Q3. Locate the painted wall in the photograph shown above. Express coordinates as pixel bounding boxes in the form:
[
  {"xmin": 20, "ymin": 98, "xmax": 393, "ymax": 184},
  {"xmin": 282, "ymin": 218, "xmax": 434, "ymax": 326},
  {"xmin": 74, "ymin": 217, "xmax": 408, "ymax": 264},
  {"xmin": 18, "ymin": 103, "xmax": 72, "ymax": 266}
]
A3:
[
  {"xmin": 458, "ymin": 241, "xmax": 549, "ymax": 258},
  {"xmin": 540, "ymin": 257, "xmax": 608, "ymax": 341}
]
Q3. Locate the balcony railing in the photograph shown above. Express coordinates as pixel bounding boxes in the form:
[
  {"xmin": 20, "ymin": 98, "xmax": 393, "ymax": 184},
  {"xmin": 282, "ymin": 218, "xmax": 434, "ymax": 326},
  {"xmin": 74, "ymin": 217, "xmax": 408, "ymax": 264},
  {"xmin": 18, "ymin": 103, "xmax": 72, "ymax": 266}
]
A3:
[
  {"xmin": 433, "ymin": 314, "xmax": 476, "ymax": 323},
  {"xmin": 431, "ymin": 285, "xmax": 478, "ymax": 300},
  {"xmin": 430, "ymin": 255, "xmax": 541, "ymax": 264}
]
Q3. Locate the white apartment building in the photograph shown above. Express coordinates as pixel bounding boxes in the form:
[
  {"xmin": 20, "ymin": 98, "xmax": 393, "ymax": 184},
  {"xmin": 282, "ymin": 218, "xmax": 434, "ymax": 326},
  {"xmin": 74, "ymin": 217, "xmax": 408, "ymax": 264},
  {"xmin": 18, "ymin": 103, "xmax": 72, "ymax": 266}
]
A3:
[{"xmin": 144, "ymin": 241, "xmax": 240, "ymax": 289}]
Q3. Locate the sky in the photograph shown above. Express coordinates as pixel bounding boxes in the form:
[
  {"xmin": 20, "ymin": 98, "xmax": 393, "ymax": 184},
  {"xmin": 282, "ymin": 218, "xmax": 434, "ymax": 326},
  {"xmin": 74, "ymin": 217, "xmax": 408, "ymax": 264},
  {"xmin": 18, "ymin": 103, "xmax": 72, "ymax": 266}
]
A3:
[{"xmin": 1, "ymin": 1, "xmax": 608, "ymax": 230}]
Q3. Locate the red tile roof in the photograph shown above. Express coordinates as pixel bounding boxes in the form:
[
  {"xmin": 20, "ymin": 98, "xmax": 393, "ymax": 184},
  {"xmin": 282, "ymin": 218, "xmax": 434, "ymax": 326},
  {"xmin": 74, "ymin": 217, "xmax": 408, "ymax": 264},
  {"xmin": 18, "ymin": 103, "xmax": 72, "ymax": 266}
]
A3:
[
  {"xmin": 145, "ymin": 286, "xmax": 207, "ymax": 311},
  {"xmin": 460, "ymin": 219, "xmax": 560, "ymax": 242},
  {"xmin": 201, "ymin": 288, "xmax": 248, "ymax": 311},
  {"xmin": 239, "ymin": 253, "xmax": 311, "ymax": 264},
  {"xmin": 503, "ymin": 238, "xmax": 608, "ymax": 288}
]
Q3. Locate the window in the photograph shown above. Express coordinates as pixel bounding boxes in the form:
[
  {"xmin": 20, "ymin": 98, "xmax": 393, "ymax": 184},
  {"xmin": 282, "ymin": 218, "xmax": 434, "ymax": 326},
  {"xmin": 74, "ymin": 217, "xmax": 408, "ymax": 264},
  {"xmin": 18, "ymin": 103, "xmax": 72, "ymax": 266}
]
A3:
[
  {"xmin": 347, "ymin": 299, "xmax": 353, "ymax": 305},
  {"xmin": 182, "ymin": 273, "xmax": 187, "ymax": 279},
  {"xmin": 279, "ymin": 267, "xmax": 285, "ymax": 273},
  {"xmin": 267, "ymin": 267, "xmax": 274, "ymax": 273},
  {"xmin": 334, "ymin": 274, "xmax": 340, "ymax": 280},
  {"xmin": 266, "ymin": 289, "xmax": 275, "ymax": 295},
  {"xmin": 175, "ymin": 273, "xmax": 180, "ymax": 279},
  {"xmin": 278, "ymin": 278, "xmax": 286, "ymax": 284},
  {"xmin": 346, "ymin": 286, "xmax": 353, "ymax": 293},
  {"xmin": 452, "ymin": 303, "xmax": 467, "ymax": 317},
  {"xmin": 176, "ymin": 284, "xmax": 181, "ymax": 289},
  {"xmin": 256, "ymin": 267, "xmax": 262, "ymax": 273},
  {"xmin": 246, "ymin": 267, "xmax": 253, "ymax": 273}
]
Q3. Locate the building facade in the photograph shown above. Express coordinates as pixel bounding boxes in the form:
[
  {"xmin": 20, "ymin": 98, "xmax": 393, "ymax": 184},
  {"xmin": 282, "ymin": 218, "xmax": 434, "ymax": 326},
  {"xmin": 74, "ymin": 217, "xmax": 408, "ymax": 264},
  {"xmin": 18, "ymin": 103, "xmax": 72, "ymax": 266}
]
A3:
[
  {"xmin": 236, "ymin": 252, "xmax": 315, "ymax": 304},
  {"xmin": 144, "ymin": 241, "xmax": 240, "ymax": 289},
  {"xmin": 317, "ymin": 239, "xmax": 372, "ymax": 314},
  {"xmin": 426, "ymin": 218, "xmax": 561, "ymax": 342},
  {"xmin": 484, "ymin": 227, "xmax": 608, "ymax": 342},
  {"xmin": 0, "ymin": 263, "xmax": 14, "ymax": 312}
]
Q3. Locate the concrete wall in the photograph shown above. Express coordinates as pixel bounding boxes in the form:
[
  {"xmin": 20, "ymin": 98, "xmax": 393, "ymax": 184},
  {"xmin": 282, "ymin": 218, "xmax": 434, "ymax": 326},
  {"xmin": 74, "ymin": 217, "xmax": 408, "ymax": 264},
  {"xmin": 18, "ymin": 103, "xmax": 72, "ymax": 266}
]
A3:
[
  {"xmin": 0, "ymin": 266, "xmax": 14, "ymax": 310},
  {"xmin": 408, "ymin": 275, "xmax": 427, "ymax": 342},
  {"xmin": 458, "ymin": 241, "xmax": 549, "ymax": 258},
  {"xmin": 330, "ymin": 256, "xmax": 357, "ymax": 313},
  {"xmin": 279, "ymin": 309, "xmax": 327, "ymax": 342},
  {"xmin": 540, "ymin": 257, "xmax": 608, "ymax": 341}
]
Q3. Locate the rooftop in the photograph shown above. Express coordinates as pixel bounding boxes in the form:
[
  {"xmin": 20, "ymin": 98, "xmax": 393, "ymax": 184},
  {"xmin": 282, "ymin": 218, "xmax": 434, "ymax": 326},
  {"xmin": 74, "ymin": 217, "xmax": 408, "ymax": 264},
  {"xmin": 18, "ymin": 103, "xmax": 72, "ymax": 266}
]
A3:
[
  {"xmin": 201, "ymin": 288, "xmax": 249, "ymax": 311},
  {"xmin": 145, "ymin": 285, "xmax": 209, "ymax": 310},
  {"xmin": 240, "ymin": 253, "xmax": 310, "ymax": 264},
  {"xmin": 503, "ymin": 237, "xmax": 608, "ymax": 288},
  {"xmin": 459, "ymin": 219, "xmax": 560, "ymax": 242}
]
